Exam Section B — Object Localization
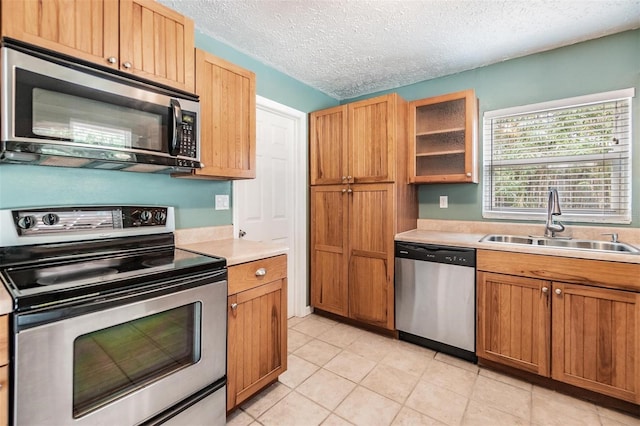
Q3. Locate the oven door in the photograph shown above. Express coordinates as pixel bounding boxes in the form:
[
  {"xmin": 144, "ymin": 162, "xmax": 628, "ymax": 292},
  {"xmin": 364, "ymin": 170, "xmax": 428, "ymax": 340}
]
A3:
[{"xmin": 13, "ymin": 271, "xmax": 226, "ymax": 426}]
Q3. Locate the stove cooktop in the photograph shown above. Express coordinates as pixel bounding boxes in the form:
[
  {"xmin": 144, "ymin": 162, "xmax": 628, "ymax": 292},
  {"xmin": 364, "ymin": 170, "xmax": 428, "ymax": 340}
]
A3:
[{"xmin": 0, "ymin": 206, "xmax": 226, "ymax": 312}]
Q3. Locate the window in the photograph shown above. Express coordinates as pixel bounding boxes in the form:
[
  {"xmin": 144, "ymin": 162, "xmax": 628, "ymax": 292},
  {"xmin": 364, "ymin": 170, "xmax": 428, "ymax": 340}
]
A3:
[{"xmin": 483, "ymin": 88, "xmax": 634, "ymax": 224}]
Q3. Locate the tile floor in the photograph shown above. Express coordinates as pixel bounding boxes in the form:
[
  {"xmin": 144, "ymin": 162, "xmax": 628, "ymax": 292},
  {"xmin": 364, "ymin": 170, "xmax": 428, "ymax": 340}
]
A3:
[{"xmin": 227, "ymin": 314, "xmax": 640, "ymax": 426}]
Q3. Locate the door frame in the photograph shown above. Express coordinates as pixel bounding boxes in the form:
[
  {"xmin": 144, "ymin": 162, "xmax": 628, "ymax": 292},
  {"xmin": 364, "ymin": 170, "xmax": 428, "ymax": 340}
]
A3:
[{"xmin": 232, "ymin": 95, "xmax": 311, "ymax": 318}]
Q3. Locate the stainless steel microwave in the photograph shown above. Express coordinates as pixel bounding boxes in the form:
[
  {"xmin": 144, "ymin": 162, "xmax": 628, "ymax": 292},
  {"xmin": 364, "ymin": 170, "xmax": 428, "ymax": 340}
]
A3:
[{"xmin": 0, "ymin": 40, "xmax": 202, "ymax": 173}]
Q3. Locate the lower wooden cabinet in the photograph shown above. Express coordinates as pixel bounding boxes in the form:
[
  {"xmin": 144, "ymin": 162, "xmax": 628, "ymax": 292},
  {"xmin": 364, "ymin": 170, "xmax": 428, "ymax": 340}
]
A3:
[
  {"xmin": 227, "ymin": 255, "xmax": 287, "ymax": 412},
  {"xmin": 477, "ymin": 271, "xmax": 550, "ymax": 376},
  {"xmin": 551, "ymin": 283, "xmax": 640, "ymax": 403},
  {"xmin": 310, "ymin": 184, "xmax": 397, "ymax": 330},
  {"xmin": 477, "ymin": 250, "xmax": 640, "ymax": 404}
]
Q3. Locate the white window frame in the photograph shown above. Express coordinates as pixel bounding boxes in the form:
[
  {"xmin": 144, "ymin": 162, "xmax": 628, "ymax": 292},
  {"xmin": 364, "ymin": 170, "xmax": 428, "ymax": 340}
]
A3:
[{"xmin": 483, "ymin": 88, "xmax": 634, "ymax": 224}]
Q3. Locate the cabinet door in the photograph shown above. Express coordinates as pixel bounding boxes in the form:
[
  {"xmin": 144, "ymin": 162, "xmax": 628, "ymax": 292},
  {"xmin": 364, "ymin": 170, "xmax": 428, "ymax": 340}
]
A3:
[
  {"xmin": 310, "ymin": 185, "xmax": 349, "ymax": 316},
  {"xmin": 309, "ymin": 105, "xmax": 348, "ymax": 185},
  {"xmin": 1, "ymin": 0, "xmax": 119, "ymax": 68},
  {"xmin": 348, "ymin": 95, "xmax": 396, "ymax": 183},
  {"xmin": 551, "ymin": 283, "xmax": 640, "ymax": 403},
  {"xmin": 119, "ymin": 0, "xmax": 195, "ymax": 92},
  {"xmin": 227, "ymin": 278, "xmax": 287, "ymax": 411},
  {"xmin": 408, "ymin": 89, "xmax": 478, "ymax": 184},
  {"xmin": 348, "ymin": 183, "xmax": 395, "ymax": 330},
  {"xmin": 477, "ymin": 271, "xmax": 550, "ymax": 375},
  {"xmin": 192, "ymin": 49, "xmax": 256, "ymax": 179}
]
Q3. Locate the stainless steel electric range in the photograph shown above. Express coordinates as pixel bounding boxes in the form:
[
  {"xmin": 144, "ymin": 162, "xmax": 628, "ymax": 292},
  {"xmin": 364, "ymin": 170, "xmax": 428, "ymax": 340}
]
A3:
[{"xmin": 0, "ymin": 205, "xmax": 227, "ymax": 425}]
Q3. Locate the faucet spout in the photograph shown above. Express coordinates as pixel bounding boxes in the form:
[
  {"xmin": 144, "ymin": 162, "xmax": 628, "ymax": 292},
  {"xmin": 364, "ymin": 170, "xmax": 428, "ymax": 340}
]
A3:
[{"xmin": 544, "ymin": 188, "xmax": 565, "ymax": 238}]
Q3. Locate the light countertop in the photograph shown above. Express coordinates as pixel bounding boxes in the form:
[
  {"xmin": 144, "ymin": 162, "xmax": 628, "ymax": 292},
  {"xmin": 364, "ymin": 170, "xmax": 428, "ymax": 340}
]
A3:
[
  {"xmin": 178, "ymin": 238, "xmax": 288, "ymax": 266},
  {"xmin": 396, "ymin": 228, "xmax": 640, "ymax": 265}
]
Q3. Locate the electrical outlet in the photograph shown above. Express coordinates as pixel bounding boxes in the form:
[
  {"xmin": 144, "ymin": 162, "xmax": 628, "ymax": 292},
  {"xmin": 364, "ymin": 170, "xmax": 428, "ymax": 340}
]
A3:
[
  {"xmin": 215, "ymin": 194, "xmax": 230, "ymax": 210},
  {"xmin": 439, "ymin": 195, "xmax": 448, "ymax": 208}
]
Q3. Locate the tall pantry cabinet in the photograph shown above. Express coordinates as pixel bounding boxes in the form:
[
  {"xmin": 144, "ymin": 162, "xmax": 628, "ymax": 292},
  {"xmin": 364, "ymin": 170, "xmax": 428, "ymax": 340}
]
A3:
[{"xmin": 309, "ymin": 94, "xmax": 417, "ymax": 331}]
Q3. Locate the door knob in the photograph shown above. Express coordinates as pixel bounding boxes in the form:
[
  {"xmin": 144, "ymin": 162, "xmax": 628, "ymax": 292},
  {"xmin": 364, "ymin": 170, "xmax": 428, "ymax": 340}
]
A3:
[
  {"xmin": 230, "ymin": 303, "xmax": 238, "ymax": 310},
  {"xmin": 255, "ymin": 268, "xmax": 267, "ymax": 276},
  {"xmin": 541, "ymin": 287, "xmax": 549, "ymax": 293},
  {"xmin": 106, "ymin": 56, "xmax": 117, "ymax": 64},
  {"xmin": 123, "ymin": 61, "xmax": 132, "ymax": 69},
  {"xmin": 555, "ymin": 288, "xmax": 562, "ymax": 295}
]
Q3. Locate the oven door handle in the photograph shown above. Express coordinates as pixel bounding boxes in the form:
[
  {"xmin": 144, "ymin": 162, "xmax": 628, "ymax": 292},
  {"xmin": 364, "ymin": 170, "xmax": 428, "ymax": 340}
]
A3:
[{"xmin": 15, "ymin": 269, "xmax": 227, "ymax": 331}]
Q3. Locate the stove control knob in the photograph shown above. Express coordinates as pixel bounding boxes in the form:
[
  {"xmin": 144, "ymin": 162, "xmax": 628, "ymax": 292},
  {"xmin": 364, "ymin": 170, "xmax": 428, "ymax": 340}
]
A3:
[
  {"xmin": 42, "ymin": 213, "xmax": 59, "ymax": 226},
  {"xmin": 153, "ymin": 210, "xmax": 167, "ymax": 223},
  {"xmin": 17, "ymin": 215, "xmax": 37, "ymax": 230},
  {"xmin": 140, "ymin": 210, "xmax": 152, "ymax": 222}
]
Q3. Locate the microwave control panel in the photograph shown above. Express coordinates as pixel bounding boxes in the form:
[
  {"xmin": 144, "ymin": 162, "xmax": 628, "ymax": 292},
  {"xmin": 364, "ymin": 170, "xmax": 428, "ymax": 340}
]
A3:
[{"xmin": 180, "ymin": 111, "xmax": 198, "ymax": 160}]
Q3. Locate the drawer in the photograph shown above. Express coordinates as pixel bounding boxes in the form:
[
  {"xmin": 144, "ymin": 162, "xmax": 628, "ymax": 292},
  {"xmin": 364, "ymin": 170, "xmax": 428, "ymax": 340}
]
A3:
[{"xmin": 228, "ymin": 255, "xmax": 287, "ymax": 295}]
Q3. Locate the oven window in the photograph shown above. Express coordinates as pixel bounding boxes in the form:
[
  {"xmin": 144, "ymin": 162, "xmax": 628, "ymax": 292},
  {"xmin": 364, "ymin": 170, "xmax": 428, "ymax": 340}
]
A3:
[
  {"xmin": 32, "ymin": 88, "xmax": 162, "ymax": 150},
  {"xmin": 73, "ymin": 303, "xmax": 201, "ymax": 418},
  {"xmin": 15, "ymin": 68, "xmax": 167, "ymax": 152}
]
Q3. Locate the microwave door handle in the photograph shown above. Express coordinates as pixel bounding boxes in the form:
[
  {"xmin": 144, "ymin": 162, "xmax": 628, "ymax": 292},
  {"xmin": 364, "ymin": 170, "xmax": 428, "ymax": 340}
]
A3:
[{"xmin": 169, "ymin": 99, "xmax": 182, "ymax": 156}]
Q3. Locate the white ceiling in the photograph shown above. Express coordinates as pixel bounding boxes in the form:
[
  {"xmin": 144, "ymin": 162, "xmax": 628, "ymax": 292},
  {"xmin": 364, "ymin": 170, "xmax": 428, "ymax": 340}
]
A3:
[{"xmin": 159, "ymin": 0, "xmax": 640, "ymax": 100}]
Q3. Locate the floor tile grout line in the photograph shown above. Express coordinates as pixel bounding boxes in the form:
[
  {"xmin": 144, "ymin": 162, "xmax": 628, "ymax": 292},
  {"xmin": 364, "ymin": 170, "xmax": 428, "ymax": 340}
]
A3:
[{"xmin": 241, "ymin": 315, "xmax": 640, "ymax": 426}]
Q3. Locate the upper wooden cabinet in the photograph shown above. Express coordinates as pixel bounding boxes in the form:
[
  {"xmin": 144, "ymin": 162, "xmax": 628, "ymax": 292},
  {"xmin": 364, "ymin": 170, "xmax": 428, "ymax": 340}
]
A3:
[
  {"xmin": 1, "ymin": 0, "xmax": 195, "ymax": 92},
  {"xmin": 408, "ymin": 89, "xmax": 478, "ymax": 183},
  {"xmin": 310, "ymin": 93, "xmax": 404, "ymax": 185},
  {"xmin": 175, "ymin": 49, "xmax": 256, "ymax": 180},
  {"xmin": 309, "ymin": 105, "xmax": 348, "ymax": 185}
]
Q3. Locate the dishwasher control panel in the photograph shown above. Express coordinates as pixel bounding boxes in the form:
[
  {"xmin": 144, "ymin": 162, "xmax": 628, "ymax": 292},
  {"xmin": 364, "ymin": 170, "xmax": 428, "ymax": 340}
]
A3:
[{"xmin": 395, "ymin": 241, "xmax": 475, "ymax": 267}]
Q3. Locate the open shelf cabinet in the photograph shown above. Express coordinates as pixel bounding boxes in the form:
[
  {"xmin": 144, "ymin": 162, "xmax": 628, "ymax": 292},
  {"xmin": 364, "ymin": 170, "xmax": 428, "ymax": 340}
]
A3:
[{"xmin": 409, "ymin": 89, "xmax": 478, "ymax": 183}]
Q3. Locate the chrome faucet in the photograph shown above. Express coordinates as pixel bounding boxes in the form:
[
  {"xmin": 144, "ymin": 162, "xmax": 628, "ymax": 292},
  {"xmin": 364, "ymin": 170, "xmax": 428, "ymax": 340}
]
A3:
[{"xmin": 544, "ymin": 188, "xmax": 565, "ymax": 238}]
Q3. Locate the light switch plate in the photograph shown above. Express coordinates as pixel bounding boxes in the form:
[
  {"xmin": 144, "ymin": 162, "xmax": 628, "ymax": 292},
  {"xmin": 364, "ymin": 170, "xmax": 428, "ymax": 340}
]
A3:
[
  {"xmin": 215, "ymin": 194, "xmax": 230, "ymax": 210},
  {"xmin": 439, "ymin": 195, "xmax": 448, "ymax": 208}
]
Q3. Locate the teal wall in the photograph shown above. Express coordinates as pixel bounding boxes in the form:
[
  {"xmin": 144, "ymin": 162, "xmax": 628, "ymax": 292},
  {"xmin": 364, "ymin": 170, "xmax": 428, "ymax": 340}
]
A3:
[
  {"xmin": 0, "ymin": 32, "xmax": 338, "ymax": 229},
  {"xmin": 2, "ymin": 29, "xmax": 638, "ymax": 229},
  {"xmin": 346, "ymin": 29, "xmax": 640, "ymax": 227}
]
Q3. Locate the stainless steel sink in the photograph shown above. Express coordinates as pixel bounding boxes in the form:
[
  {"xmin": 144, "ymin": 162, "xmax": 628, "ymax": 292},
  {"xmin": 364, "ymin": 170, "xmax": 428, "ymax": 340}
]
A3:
[
  {"xmin": 480, "ymin": 234, "xmax": 640, "ymax": 254},
  {"xmin": 479, "ymin": 234, "xmax": 534, "ymax": 245},
  {"xmin": 536, "ymin": 238, "xmax": 640, "ymax": 253}
]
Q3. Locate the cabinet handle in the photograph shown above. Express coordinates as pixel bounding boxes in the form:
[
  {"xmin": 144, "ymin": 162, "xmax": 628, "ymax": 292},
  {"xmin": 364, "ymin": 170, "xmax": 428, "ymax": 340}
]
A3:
[
  {"xmin": 123, "ymin": 61, "xmax": 132, "ymax": 69},
  {"xmin": 541, "ymin": 286, "xmax": 549, "ymax": 293},
  {"xmin": 342, "ymin": 188, "xmax": 347, "ymax": 193},
  {"xmin": 466, "ymin": 172, "xmax": 472, "ymax": 177},
  {"xmin": 347, "ymin": 175, "xmax": 352, "ymax": 180},
  {"xmin": 342, "ymin": 176, "xmax": 347, "ymax": 181},
  {"xmin": 347, "ymin": 188, "xmax": 353, "ymax": 193},
  {"xmin": 255, "ymin": 268, "xmax": 267, "ymax": 276},
  {"xmin": 555, "ymin": 288, "xmax": 562, "ymax": 295},
  {"xmin": 106, "ymin": 56, "xmax": 117, "ymax": 64},
  {"xmin": 230, "ymin": 303, "xmax": 238, "ymax": 310}
]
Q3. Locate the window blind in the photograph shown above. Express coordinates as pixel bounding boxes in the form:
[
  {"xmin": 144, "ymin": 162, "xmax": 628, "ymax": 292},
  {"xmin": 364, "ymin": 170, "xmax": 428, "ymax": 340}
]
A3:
[{"xmin": 483, "ymin": 89, "xmax": 634, "ymax": 224}]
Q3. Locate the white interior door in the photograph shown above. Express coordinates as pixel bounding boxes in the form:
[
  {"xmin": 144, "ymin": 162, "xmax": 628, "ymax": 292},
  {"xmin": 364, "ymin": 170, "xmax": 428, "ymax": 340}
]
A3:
[{"xmin": 233, "ymin": 96, "xmax": 309, "ymax": 318}]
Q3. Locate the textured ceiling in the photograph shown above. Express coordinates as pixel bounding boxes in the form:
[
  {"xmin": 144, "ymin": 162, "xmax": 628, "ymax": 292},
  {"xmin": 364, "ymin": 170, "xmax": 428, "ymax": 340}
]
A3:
[{"xmin": 158, "ymin": 0, "xmax": 640, "ymax": 100}]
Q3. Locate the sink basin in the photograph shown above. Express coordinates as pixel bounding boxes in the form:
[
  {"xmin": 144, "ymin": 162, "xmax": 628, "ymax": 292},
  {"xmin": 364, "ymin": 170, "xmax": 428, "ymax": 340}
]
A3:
[
  {"xmin": 480, "ymin": 234, "xmax": 640, "ymax": 254},
  {"xmin": 479, "ymin": 234, "xmax": 534, "ymax": 245},
  {"xmin": 536, "ymin": 238, "xmax": 640, "ymax": 253}
]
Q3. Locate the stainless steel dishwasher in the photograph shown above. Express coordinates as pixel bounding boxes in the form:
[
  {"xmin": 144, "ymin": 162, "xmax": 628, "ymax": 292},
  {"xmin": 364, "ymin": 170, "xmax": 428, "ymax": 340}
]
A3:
[{"xmin": 395, "ymin": 241, "xmax": 477, "ymax": 362}]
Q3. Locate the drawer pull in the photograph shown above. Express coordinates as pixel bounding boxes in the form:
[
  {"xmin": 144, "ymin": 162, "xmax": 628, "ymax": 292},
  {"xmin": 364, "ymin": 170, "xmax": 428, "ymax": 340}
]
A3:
[
  {"xmin": 231, "ymin": 303, "xmax": 238, "ymax": 310},
  {"xmin": 255, "ymin": 268, "xmax": 267, "ymax": 277}
]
